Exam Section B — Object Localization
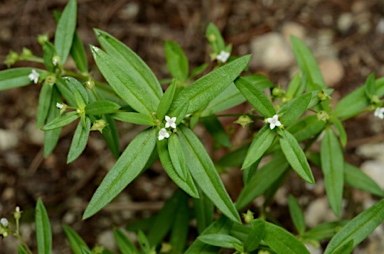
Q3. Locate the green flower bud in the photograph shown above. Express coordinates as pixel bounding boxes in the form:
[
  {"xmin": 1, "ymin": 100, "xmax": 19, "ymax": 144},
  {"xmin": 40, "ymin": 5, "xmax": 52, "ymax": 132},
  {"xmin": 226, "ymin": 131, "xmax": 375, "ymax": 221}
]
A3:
[
  {"xmin": 38, "ymin": 34, "xmax": 49, "ymax": 45},
  {"xmin": 242, "ymin": 210, "xmax": 254, "ymax": 224},
  {"xmin": 4, "ymin": 50, "xmax": 19, "ymax": 67},
  {"xmin": 317, "ymin": 90, "xmax": 331, "ymax": 101},
  {"xmin": 317, "ymin": 111, "xmax": 329, "ymax": 122},
  {"xmin": 208, "ymin": 34, "xmax": 216, "ymax": 43},
  {"xmin": 85, "ymin": 80, "xmax": 95, "ymax": 90},
  {"xmin": 235, "ymin": 115, "xmax": 253, "ymax": 127},
  {"xmin": 21, "ymin": 47, "xmax": 33, "ymax": 59},
  {"xmin": 91, "ymin": 119, "xmax": 107, "ymax": 133},
  {"xmin": 160, "ymin": 242, "xmax": 172, "ymax": 253}
]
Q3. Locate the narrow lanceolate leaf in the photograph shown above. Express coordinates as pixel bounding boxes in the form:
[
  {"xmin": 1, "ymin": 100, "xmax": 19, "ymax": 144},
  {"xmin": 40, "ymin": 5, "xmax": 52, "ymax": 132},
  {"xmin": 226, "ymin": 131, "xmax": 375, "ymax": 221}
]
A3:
[
  {"xmin": 165, "ymin": 41, "xmax": 189, "ymax": 82},
  {"xmin": 198, "ymin": 234, "xmax": 242, "ymax": 249},
  {"xmin": 157, "ymin": 138, "xmax": 199, "ymax": 198},
  {"xmin": 288, "ymin": 195, "xmax": 306, "ymax": 235},
  {"xmin": 324, "ymin": 198, "xmax": 384, "ymax": 254},
  {"xmin": 85, "ymin": 100, "xmax": 121, "ymax": 115},
  {"xmin": 70, "ymin": 32, "xmax": 88, "ymax": 73},
  {"xmin": 244, "ymin": 219, "xmax": 265, "ymax": 252},
  {"xmin": 330, "ymin": 240, "xmax": 353, "ymax": 254},
  {"xmin": 321, "ymin": 128, "xmax": 344, "ymax": 217},
  {"xmin": 0, "ymin": 68, "xmax": 45, "ymax": 90},
  {"xmin": 101, "ymin": 114, "xmax": 120, "ymax": 158},
  {"xmin": 44, "ymin": 87, "xmax": 62, "ymax": 157},
  {"xmin": 236, "ymin": 152, "xmax": 289, "ymax": 210},
  {"xmin": 63, "ymin": 225, "xmax": 90, "ymax": 254},
  {"xmin": 206, "ymin": 23, "xmax": 226, "ymax": 53},
  {"xmin": 286, "ymin": 115, "xmax": 326, "ymax": 142},
  {"xmin": 83, "ymin": 128, "xmax": 156, "ymax": 219},
  {"xmin": 114, "ymin": 228, "xmax": 140, "ymax": 254},
  {"xmin": 279, "ymin": 129, "xmax": 315, "ymax": 184},
  {"xmin": 168, "ymin": 134, "xmax": 188, "ymax": 180},
  {"xmin": 112, "ymin": 112, "xmax": 155, "ymax": 126},
  {"xmin": 242, "ymin": 125, "xmax": 275, "ymax": 169},
  {"xmin": 67, "ymin": 118, "xmax": 91, "ymax": 164},
  {"xmin": 302, "ymin": 221, "xmax": 349, "ymax": 241},
  {"xmin": 36, "ymin": 83, "xmax": 53, "ymax": 127},
  {"xmin": 331, "ymin": 117, "xmax": 347, "ymax": 147},
  {"xmin": 170, "ymin": 55, "xmax": 251, "ymax": 115},
  {"xmin": 18, "ymin": 246, "xmax": 28, "ymax": 254},
  {"xmin": 344, "ymin": 163, "xmax": 384, "ymax": 197},
  {"xmin": 42, "ymin": 111, "xmax": 79, "ymax": 131},
  {"xmin": 193, "ymin": 187, "xmax": 214, "ymax": 234},
  {"xmin": 264, "ymin": 222, "xmax": 310, "ymax": 254},
  {"xmin": 169, "ymin": 193, "xmax": 190, "ymax": 254},
  {"xmin": 364, "ymin": 73, "xmax": 376, "ymax": 99},
  {"xmin": 235, "ymin": 76, "xmax": 275, "ymax": 117},
  {"xmin": 54, "ymin": 0, "xmax": 77, "ymax": 64},
  {"xmin": 156, "ymin": 80, "xmax": 177, "ymax": 121},
  {"xmin": 62, "ymin": 77, "xmax": 89, "ymax": 104},
  {"xmin": 178, "ymin": 125, "xmax": 240, "ymax": 223},
  {"xmin": 278, "ymin": 92, "xmax": 311, "ymax": 127},
  {"xmin": 91, "ymin": 46, "xmax": 157, "ymax": 114},
  {"xmin": 43, "ymin": 42, "xmax": 56, "ymax": 72},
  {"xmin": 286, "ymin": 73, "xmax": 305, "ymax": 98},
  {"xmin": 35, "ymin": 198, "xmax": 52, "ymax": 254},
  {"xmin": 291, "ymin": 36, "xmax": 326, "ymax": 90},
  {"xmin": 94, "ymin": 29, "xmax": 162, "ymax": 101},
  {"xmin": 201, "ymin": 115, "xmax": 232, "ymax": 148}
]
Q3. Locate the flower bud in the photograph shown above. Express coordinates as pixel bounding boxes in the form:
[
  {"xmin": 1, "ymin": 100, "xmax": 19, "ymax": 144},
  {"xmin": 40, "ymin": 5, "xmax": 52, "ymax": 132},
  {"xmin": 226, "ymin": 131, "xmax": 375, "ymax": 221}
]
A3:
[
  {"xmin": 38, "ymin": 34, "xmax": 49, "ymax": 45},
  {"xmin": 91, "ymin": 119, "xmax": 107, "ymax": 133},
  {"xmin": 317, "ymin": 90, "xmax": 331, "ymax": 101},
  {"xmin": 14, "ymin": 206, "xmax": 22, "ymax": 221},
  {"xmin": 21, "ymin": 48, "xmax": 33, "ymax": 59},
  {"xmin": 317, "ymin": 111, "xmax": 329, "ymax": 122},
  {"xmin": 235, "ymin": 115, "xmax": 253, "ymax": 127},
  {"xmin": 242, "ymin": 210, "xmax": 254, "ymax": 224},
  {"xmin": 85, "ymin": 80, "xmax": 95, "ymax": 90},
  {"xmin": 4, "ymin": 50, "xmax": 19, "ymax": 67},
  {"xmin": 160, "ymin": 242, "xmax": 172, "ymax": 253}
]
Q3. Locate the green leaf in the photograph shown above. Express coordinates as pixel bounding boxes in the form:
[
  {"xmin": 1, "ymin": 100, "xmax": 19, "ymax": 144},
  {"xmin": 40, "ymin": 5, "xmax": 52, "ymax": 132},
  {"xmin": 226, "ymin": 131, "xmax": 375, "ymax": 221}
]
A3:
[
  {"xmin": 94, "ymin": 29, "xmax": 162, "ymax": 101},
  {"xmin": 324, "ymin": 198, "xmax": 384, "ymax": 254},
  {"xmin": 321, "ymin": 128, "xmax": 344, "ymax": 217},
  {"xmin": 236, "ymin": 152, "xmax": 289, "ymax": 210},
  {"xmin": 344, "ymin": 163, "xmax": 384, "ymax": 197},
  {"xmin": 198, "ymin": 234, "xmax": 242, "ymax": 249},
  {"xmin": 242, "ymin": 125, "xmax": 275, "ymax": 169},
  {"xmin": 242, "ymin": 74, "xmax": 274, "ymax": 90},
  {"xmin": 81, "ymin": 247, "xmax": 92, "ymax": 254},
  {"xmin": 156, "ymin": 80, "xmax": 177, "ymax": 121},
  {"xmin": 70, "ymin": 32, "xmax": 88, "ymax": 73},
  {"xmin": 35, "ymin": 198, "xmax": 52, "ymax": 254},
  {"xmin": 90, "ymin": 45, "xmax": 157, "ymax": 114},
  {"xmin": 302, "ymin": 221, "xmax": 348, "ymax": 241},
  {"xmin": 54, "ymin": 0, "xmax": 77, "ymax": 64},
  {"xmin": 157, "ymin": 137, "xmax": 199, "ymax": 198},
  {"xmin": 173, "ymin": 102, "xmax": 189, "ymax": 125},
  {"xmin": 137, "ymin": 230, "xmax": 152, "ymax": 253},
  {"xmin": 168, "ymin": 134, "xmax": 188, "ymax": 180},
  {"xmin": 67, "ymin": 118, "xmax": 91, "ymax": 163},
  {"xmin": 43, "ymin": 42, "xmax": 56, "ymax": 72},
  {"xmin": 244, "ymin": 219, "xmax": 265, "ymax": 252},
  {"xmin": 279, "ymin": 129, "xmax": 315, "ymax": 184},
  {"xmin": 18, "ymin": 246, "xmax": 28, "ymax": 254},
  {"xmin": 215, "ymin": 145, "xmax": 250, "ymax": 168},
  {"xmin": 165, "ymin": 41, "xmax": 189, "ymax": 82},
  {"xmin": 193, "ymin": 187, "xmax": 214, "ymax": 234},
  {"xmin": 206, "ymin": 23, "xmax": 226, "ymax": 54},
  {"xmin": 44, "ymin": 87, "xmax": 62, "ymax": 157},
  {"xmin": 63, "ymin": 225, "xmax": 90, "ymax": 254},
  {"xmin": 178, "ymin": 125, "xmax": 240, "ymax": 223},
  {"xmin": 235, "ymin": 76, "xmax": 275, "ymax": 117},
  {"xmin": 278, "ymin": 92, "xmax": 311, "ymax": 126},
  {"xmin": 0, "ymin": 68, "xmax": 45, "ymax": 90},
  {"xmin": 364, "ymin": 73, "xmax": 376, "ymax": 100},
  {"xmin": 331, "ymin": 117, "xmax": 347, "ymax": 147},
  {"xmin": 288, "ymin": 195, "xmax": 306, "ymax": 235},
  {"xmin": 85, "ymin": 100, "xmax": 121, "ymax": 115},
  {"xmin": 169, "ymin": 192, "xmax": 189, "ymax": 254},
  {"xmin": 63, "ymin": 77, "xmax": 89, "ymax": 104},
  {"xmin": 170, "ymin": 55, "xmax": 251, "ymax": 115},
  {"xmin": 37, "ymin": 83, "xmax": 53, "ymax": 127},
  {"xmin": 264, "ymin": 222, "xmax": 310, "ymax": 254},
  {"xmin": 114, "ymin": 228, "xmax": 140, "ymax": 254},
  {"xmin": 291, "ymin": 36, "xmax": 326, "ymax": 90},
  {"xmin": 286, "ymin": 73, "xmax": 305, "ymax": 99},
  {"xmin": 189, "ymin": 63, "xmax": 208, "ymax": 80},
  {"xmin": 42, "ymin": 111, "xmax": 79, "ymax": 130},
  {"xmin": 286, "ymin": 115, "xmax": 326, "ymax": 142},
  {"xmin": 83, "ymin": 128, "xmax": 156, "ymax": 219},
  {"xmin": 330, "ymin": 240, "xmax": 353, "ymax": 254},
  {"xmin": 101, "ymin": 114, "xmax": 120, "ymax": 158},
  {"xmin": 112, "ymin": 112, "xmax": 155, "ymax": 126},
  {"xmin": 201, "ymin": 115, "xmax": 232, "ymax": 148}
]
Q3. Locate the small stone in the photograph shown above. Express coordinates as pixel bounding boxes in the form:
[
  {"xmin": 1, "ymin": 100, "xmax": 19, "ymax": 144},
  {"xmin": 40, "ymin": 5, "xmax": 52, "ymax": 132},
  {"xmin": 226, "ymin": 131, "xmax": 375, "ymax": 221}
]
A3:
[
  {"xmin": 250, "ymin": 32, "xmax": 293, "ymax": 70},
  {"xmin": 0, "ymin": 129, "xmax": 18, "ymax": 150},
  {"xmin": 304, "ymin": 197, "xmax": 338, "ymax": 227},
  {"xmin": 281, "ymin": 22, "xmax": 306, "ymax": 42},
  {"xmin": 357, "ymin": 143, "xmax": 384, "ymax": 162},
  {"xmin": 361, "ymin": 160, "xmax": 384, "ymax": 189},
  {"xmin": 97, "ymin": 230, "xmax": 117, "ymax": 251},
  {"xmin": 318, "ymin": 58, "xmax": 344, "ymax": 87},
  {"xmin": 377, "ymin": 19, "xmax": 384, "ymax": 34},
  {"xmin": 337, "ymin": 13, "xmax": 354, "ymax": 33}
]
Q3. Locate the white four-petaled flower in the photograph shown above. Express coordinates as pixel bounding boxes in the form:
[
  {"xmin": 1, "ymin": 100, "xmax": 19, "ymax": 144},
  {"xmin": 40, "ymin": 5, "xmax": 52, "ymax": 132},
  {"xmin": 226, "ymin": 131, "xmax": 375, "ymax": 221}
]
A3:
[
  {"xmin": 217, "ymin": 50, "xmax": 230, "ymax": 63},
  {"xmin": 374, "ymin": 107, "xmax": 384, "ymax": 119},
  {"xmin": 56, "ymin": 102, "xmax": 64, "ymax": 109},
  {"xmin": 28, "ymin": 69, "xmax": 39, "ymax": 84},
  {"xmin": 0, "ymin": 218, "xmax": 8, "ymax": 227},
  {"xmin": 158, "ymin": 128, "xmax": 170, "ymax": 141},
  {"xmin": 165, "ymin": 116, "xmax": 177, "ymax": 129},
  {"xmin": 267, "ymin": 115, "xmax": 281, "ymax": 129}
]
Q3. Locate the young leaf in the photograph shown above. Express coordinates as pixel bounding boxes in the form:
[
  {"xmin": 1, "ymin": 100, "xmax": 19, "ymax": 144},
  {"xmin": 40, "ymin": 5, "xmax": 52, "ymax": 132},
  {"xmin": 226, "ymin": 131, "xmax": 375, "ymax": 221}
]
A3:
[
  {"xmin": 44, "ymin": 87, "xmax": 62, "ymax": 157},
  {"xmin": 244, "ymin": 219, "xmax": 265, "ymax": 252},
  {"xmin": 165, "ymin": 41, "xmax": 189, "ymax": 82},
  {"xmin": 18, "ymin": 246, "xmax": 28, "ymax": 254},
  {"xmin": 42, "ymin": 111, "xmax": 79, "ymax": 130},
  {"xmin": 157, "ymin": 138, "xmax": 199, "ymax": 198},
  {"xmin": 70, "ymin": 32, "xmax": 88, "ymax": 73},
  {"xmin": 198, "ymin": 234, "xmax": 242, "ymax": 249},
  {"xmin": 90, "ymin": 45, "xmax": 157, "ymax": 114},
  {"xmin": 63, "ymin": 225, "xmax": 90, "ymax": 254},
  {"xmin": 170, "ymin": 55, "xmax": 251, "ymax": 115},
  {"xmin": 206, "ymin": 23, "xmax": 226, "ymax": 53},
  {"xmin": 54, "ymin": 0, "xmax": 77, "ymax": 64},
  {"xmin": 156, "ymin": 80, "xmax": 177, "ymax": 121},
  {"xmin": 36, "ymin": 83, "xmax": 53, "ymax": 127},
  {"xmin": 114, "ymin": 228, "xmax": 140, "ymax": 254},
  {"xmin": 193, "ymin": 187, "xmax": 214, "ymax": 234},
  {"xmin": 201, "ymin": 115, "xmax": 232, "ymax": 149},
  {"xmin": 0, "ymin": 68, "xmax": 45, "ymax": 90},
  {"xmin": 278, "ymin": 92, "xmax": 311, "ymax": 126},
  {"xmin": 364, "ymin": 73, "xmax": 376, "ymax": 100},
  {"xmin": 264, "ymin": 222, "xmax": 310, "ymax": 254},
  {"xmin": 35, "ymin": 198, "xmax": 52, "ymax": 254},
  {"xmin": 344, "ymin": 163, "xmax": 384, "ymax": 197},
  {"xmin": 67, "ymin": 117, "xmax": 91, "ymax": 164},
  {"xmin": 321, "ymin": 128, "xmax": 344, "ymax": 217},
  {"xmin": 288, "ymin": 195, "xmax": 306, "ymax": 235},
  {"xmin": 331, "ymin": 117, "xmax": 347, "ymax": 147},
  {"xmin": 235, "ymin": 76, "xmax": 275, "ymax": 117},
  {"xmin": 63, "ymin": 77, "xmax": 89, "ymax": 104},
  {"xmin": 178, "ymin": 125, "xmax": 240, "ymax": 223},
  {"xmin": 168, "ymin": 134, "xmax": 188, "ymax": 180},
  {"xmin": 286, "ymin": 73, "xmax": 305, "ymax": 99},
  {"xmin": 302, "ymin": 221, "xmax": 348, "ymax": 241},
  {"xmin": 242, "ymin": 125, "xmax": 275, "ymax": 169},
  {"xmin": 291, "ymin": 36, "xmax": 326, "ymax": 90},
  {"xmin": 236, "ymin": 152, "xmax": 289, "ymax": 210},
  {"xmin": 42, "ymin": 42, "xmax": 56, "ymax": 72},
  {"xmin": 279, "ymin": 129, "xmax": 315, "ymax": 184},
  {"xmin": 94, "ymin": 29, "xmax": 162, "ymax": 100},
  {"xmin": 83, "ymin": 128, "xmax": 156, "ymax": 219},
  {"xmin": 85, "ymin": 100, "xmax": 120, "ymax": 115},
  {"xmin": 324, "ymin": 198, "xmax": 384, "ymax": 254}
]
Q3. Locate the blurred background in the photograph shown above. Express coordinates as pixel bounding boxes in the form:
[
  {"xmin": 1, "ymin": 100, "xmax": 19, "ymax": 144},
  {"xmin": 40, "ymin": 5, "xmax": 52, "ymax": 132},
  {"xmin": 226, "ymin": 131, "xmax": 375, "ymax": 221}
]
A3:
[{"xmin": 1, "ymin": 0, "xmax": 384, "ymax": 253}]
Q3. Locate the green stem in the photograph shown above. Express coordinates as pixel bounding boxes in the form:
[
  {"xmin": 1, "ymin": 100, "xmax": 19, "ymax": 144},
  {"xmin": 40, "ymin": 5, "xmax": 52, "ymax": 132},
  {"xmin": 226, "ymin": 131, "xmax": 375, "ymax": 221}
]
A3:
[{"xmin": 12, "ymin": 230, "xmax": 33, "ymax": 254}]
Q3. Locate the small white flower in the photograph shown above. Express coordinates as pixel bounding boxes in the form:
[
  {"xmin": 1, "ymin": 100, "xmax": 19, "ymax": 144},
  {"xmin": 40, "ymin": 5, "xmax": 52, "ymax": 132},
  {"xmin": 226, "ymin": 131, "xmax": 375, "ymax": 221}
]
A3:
[
  {"xmin": 267, "ymin": 115, "xmax": 282, "ymax": 129},
  {"xmin": 56, "ymin": 102, "xmax": 64, "ymax": 109},
  {"xmin": 216, "ymin": 50, "xmax": 230, "ymax": 63},
  {"xmin": 52, "ymin": 56, "xmax": 60, "ymax": 66},
  {"xmin": 158, "ymin": 128, "xmax": 170, "ymax": 140},
  {"xmin": 374, "ymin": 107, "xmax": 384, "ymax": 119},
  {"xmin": 165, "ymin": 116, "xmax": 177, "ymax": 129},
  {"xmin": 0, "ymin": 218, "xmax": 8, "ymax": 227},
  {"xmin": 28, "ymin": 69, "xmax": 39, "ymax": 84}
]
